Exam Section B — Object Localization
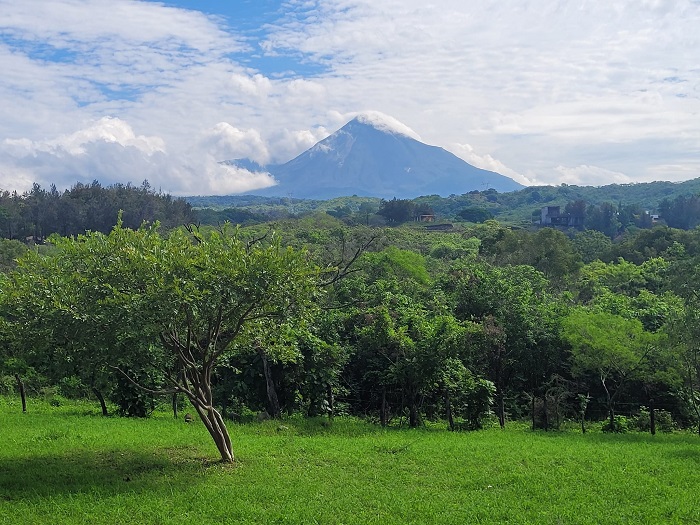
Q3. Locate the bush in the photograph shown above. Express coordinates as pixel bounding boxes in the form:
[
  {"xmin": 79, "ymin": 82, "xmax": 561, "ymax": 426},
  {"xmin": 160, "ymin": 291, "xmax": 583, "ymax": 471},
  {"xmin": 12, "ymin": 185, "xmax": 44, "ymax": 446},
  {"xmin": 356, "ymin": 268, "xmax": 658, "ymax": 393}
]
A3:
[
  {"xmin": 40, "ymin": 386, "xmax": 70, "ymax": 406},
  {"xmin": 633, "ymin": 406, "xmax": 675, "ymax": 433},
  {"xmin": 112, "ymin": 369, "xmax": 160, "ymax": 418},
  {"xmin": 0, "ymin": 375, "xmax": 15, "ymax": 396},
  {"xmin": 602, "ymin": 415, "xmax": 629, "ymax": 433},
  {"xmin": 455, "ymin": 377, "xmax": 495, "ymax": 431},
  {"xmin": 59, "ymin": 375, "xmax": 88, "ymax": 398}
]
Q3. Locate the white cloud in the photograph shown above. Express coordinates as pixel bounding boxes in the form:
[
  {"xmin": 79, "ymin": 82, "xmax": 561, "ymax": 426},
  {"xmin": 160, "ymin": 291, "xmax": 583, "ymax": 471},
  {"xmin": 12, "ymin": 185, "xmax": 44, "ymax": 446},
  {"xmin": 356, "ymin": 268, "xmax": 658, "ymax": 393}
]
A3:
[
  {"xmin": 268, "ymin": 126, "xmax": 331, "ymax": 163},
  {"xmin": 353, "ymin": 111, "xmax": 421, "ymax": 141},
  {"xmin": 553, "ymin": 165, "xmax": 634, "ymax": 186},
  {"xmin": 447, "ymin": 143, "xmax": 532, "ymax": 186},
  {"xmin": 229, "ymin": 73, "xmax": 273, "ymax": 98},
  {"xmin": 46, "ymin": 117, "xmax": 166, "ymax": 156},
  {"xmin": 0, "ymin": 118, "xmax": 276, "ymax": 196},
  {"xmin": 170, "ymin": 164, "xmax": 277, "ymax": 196},
  {"xmin": 198, "ymin": 123, "xmax": 270, "ymax": 165},
  {"xmin": 260, "ymin": 0, "xmax": 700, "ymax": 185},
  {"xmin": 1, "ymin": 0, "xmax": 699, "ymax": 194}
]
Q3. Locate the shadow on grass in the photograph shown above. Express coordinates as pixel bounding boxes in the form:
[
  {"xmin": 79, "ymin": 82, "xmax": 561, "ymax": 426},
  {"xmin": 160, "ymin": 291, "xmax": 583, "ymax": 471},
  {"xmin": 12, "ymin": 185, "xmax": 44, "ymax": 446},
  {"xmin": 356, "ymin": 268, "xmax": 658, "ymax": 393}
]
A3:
[{"xmin": 0, "ymin": 447, "xmax": 219, "ymax": 502}]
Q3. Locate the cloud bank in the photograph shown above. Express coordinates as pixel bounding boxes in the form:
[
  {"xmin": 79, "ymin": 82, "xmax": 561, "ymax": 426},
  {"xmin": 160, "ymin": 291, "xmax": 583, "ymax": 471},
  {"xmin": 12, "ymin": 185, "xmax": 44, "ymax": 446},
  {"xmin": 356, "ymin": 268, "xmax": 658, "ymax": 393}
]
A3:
[{"xmin": 0, "ymin": 0, "xmax": 698, "ymax": 195}]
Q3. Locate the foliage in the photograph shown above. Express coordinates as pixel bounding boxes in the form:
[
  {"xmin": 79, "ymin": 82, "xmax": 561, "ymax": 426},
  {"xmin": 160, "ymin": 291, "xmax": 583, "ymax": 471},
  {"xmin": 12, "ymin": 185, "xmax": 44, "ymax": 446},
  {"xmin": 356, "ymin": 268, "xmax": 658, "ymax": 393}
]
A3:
[
  {"xmin": 428, "ymin": 237, "xmax": 480, "ymax": 260},
  {"xmin": 457, "ymin": 207, "xmax": 493, "ymax": 223},
  {"xmin": 0, "ymin": 239, "xmax": 27, "ymax": 272},
  {"xmin": 633, "ymin": 406, "xmax": 675, "ymax": 433},
  {"xmin": 2, "ymin": 220, "xmax": 323, "ymax": 461},
  {"xmin": 601, "ymin": 415, "xmax": 629, "ymax": 433},
  {"xmin": 572, "ymin": 229, "xmax": 613, "ymax": 263},
  {"xmin": 0, "ymin": 180, "xmax": 193, "ymax": 241},
  {"xmin": 658, "ymin": 194, "xmax": 700, "ymax": 230},
  {"xmin": 562, "ymin": 308, "xmax": 668, "ymax": 430},
  {"xmin": 6, "ymin": 182, "xmax": 700, "ymax": 439},
  {"xmin": 376, "ymin": 198, "xmax": 417, "ymax": 224},
  {"xmin": 484, "ymin": 227, "xmax": 581, "ymax": 281},
  {"xmin": 361, "ymin": 246, "xmax": 431, "ymax": 285}
]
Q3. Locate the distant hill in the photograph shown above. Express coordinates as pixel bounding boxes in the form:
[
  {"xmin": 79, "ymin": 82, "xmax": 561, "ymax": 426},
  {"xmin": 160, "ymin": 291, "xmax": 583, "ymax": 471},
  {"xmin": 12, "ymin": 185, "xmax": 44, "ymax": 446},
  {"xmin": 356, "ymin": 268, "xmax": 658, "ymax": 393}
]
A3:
[
  {"xmin": 226, "ymin": 112, "xmax": 524, "ymax": 199},
  {"xmin": 188, "ymin": 177, "xmax": 700, "ymax": 227}
]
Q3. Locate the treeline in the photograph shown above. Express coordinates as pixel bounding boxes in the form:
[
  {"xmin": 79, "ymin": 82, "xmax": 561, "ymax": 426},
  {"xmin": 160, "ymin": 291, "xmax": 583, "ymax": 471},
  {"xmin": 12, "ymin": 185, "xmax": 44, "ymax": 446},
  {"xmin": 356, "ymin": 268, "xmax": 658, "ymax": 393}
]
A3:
[
  {"xmin": 183, "ymin": 187, "xmax": 700, "ymax": 241},
  {"xmin": 2, "ymin": 213, "xmax": 700, "ymax": 456},
  {"xmin": 378, "ymin": 195, "xmax": 700, "ymax": 240},
  {"xmin": 186, "ymin": 177, "xmax": 700, "ymax": 221},
  {"xmin": 0, "ymin": 180, "xmax": 194, "ymax": 241}
]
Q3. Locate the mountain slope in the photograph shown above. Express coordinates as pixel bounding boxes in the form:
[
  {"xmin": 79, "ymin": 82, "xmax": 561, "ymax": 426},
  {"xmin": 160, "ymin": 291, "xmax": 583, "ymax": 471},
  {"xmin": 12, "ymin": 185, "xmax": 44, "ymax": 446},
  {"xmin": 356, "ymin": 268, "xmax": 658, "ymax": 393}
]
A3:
[{"xmin": 235, "ymin": 114, "xmax": 524, "ymax": 199}]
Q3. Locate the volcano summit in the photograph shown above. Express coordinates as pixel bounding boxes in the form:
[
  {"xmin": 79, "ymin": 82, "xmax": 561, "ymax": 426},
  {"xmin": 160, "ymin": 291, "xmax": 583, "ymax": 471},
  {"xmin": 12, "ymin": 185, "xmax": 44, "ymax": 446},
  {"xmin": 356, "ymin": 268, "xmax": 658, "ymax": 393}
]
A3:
[{"xmin": 230, "ymin": 113, "xmax": 524, "ymax": 199}]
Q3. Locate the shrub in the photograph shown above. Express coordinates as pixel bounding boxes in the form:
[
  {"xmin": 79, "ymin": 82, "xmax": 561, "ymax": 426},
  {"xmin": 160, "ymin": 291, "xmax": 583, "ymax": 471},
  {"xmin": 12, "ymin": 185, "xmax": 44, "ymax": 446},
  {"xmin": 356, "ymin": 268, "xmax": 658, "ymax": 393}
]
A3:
[
  {"xmin": 633, "ymin": 406, "xmax": 675, "ymax": 433},
  {"xmin": 602, "ymin": 415, "xmax": 629, "ymax": 433}
]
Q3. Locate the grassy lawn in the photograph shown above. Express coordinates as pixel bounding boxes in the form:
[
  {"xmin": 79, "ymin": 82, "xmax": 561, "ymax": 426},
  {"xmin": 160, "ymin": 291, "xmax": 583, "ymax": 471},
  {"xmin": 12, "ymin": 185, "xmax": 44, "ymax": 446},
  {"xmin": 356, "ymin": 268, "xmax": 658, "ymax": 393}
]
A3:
[{"xmin": 1, "ymin": 396, "xmax": 699, "ymax": 524}]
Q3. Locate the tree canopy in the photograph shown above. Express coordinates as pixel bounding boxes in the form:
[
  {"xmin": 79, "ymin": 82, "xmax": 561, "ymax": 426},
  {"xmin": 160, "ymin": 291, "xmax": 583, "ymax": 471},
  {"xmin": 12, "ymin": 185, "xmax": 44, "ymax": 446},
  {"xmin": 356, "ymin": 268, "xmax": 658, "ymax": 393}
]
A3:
[{"xmin": 2, "ymin": 220, "xmax": 323, "ymax": 461}]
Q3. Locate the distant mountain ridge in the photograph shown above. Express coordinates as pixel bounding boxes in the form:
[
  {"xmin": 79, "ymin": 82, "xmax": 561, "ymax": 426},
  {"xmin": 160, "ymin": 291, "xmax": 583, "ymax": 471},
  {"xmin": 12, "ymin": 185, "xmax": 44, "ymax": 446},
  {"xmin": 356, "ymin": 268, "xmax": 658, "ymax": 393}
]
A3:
[{"xmin": 227, "ymin": 113, "xmax": 524, "ymax": 199}]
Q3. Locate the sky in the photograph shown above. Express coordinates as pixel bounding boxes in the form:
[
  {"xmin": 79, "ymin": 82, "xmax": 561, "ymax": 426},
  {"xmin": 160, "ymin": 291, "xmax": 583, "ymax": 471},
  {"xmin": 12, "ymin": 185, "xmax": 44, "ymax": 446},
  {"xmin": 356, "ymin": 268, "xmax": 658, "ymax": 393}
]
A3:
[{"xmin": 1, "ymin": 0, "xmax": 699, "ymax": 196}]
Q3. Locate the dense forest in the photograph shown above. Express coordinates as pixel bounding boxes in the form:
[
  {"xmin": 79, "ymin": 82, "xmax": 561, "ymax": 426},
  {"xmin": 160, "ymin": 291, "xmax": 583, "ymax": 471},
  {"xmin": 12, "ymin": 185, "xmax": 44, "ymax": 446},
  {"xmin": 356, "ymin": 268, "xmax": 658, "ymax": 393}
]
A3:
[
  {"xmin": 2, "ymin": 179, "xmax": 700, "ymax": 461},
  {"xmin": 0, "ymin": 180, "xmax": 194, "ymax": 241}
]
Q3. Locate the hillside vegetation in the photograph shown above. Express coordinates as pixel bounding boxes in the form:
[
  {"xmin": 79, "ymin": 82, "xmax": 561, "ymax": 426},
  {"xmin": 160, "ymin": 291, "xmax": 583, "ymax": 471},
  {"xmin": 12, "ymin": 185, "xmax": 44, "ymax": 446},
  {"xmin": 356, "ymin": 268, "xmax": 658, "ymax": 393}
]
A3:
[{"xmin": 187, "ymin": 177, "xmax": 700, "ymax": 231}]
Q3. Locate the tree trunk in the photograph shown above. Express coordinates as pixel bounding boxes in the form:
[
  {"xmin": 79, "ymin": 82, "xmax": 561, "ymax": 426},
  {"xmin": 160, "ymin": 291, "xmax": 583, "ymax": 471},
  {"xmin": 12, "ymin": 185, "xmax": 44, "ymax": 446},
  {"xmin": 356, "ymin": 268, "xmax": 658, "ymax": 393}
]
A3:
[
  {"xmin": 497, "ymin": 388, "xmax": 505, "ymax": 429},
  {"xmin": 326, "ymin": 383, "xmax": 334, "ymax": 422},
  {"xmin": 259, "ymin": 350, "xmax": 281, "ymax": 418},
  {"xmin": 92, "ymin": 387, "xmax": 108, "ymax": 416},
  {"xmin": 495, "ymin": 358, "xmax": 506, "ymax": 428},
  {"xmin": 531, "ymin": 394, "xmax": 536, "ymax": 431},
  {"xmin": 445, "ymin": 391, "xmax": 454, "ymax": 431},
  {"xmin": 602, "ymin": 376, "xmax": 615, "ymax": 431},
  {"xmin": 176, "ymin": 362, "xmax": 235, "ymax": 463},
  {"xmin": 192, "ymin": 401, "xmax": 234, "ymax": 463},
  {"xmin": 649, "ymin": 398, "xmax": 656, "ymax": 436},
  {"xmin": 380, "ymin": 386, "xmax": 388, "ymax": 427},
  {"xmin": 172, "ymin": 392, "xmax": 179, "ymax": 419},
  {"xmin": 409, "ymin": 402, "xmax": 420, "ymax": 428},
  {"xmin": 14, "ymin": 374, "xmax": 26, "ymax": 413},
  {"xmin": 543, "ymin": 395, "xmax": 549, "ymax": 432}
]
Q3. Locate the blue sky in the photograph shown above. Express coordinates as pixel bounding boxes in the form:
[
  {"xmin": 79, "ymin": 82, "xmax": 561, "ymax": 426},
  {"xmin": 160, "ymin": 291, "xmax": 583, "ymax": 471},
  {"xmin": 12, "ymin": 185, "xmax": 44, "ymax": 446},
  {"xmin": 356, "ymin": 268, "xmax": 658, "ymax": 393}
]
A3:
[{"xmin": 1, "ymin": 0, "xmax": 699, "ymax": 195}]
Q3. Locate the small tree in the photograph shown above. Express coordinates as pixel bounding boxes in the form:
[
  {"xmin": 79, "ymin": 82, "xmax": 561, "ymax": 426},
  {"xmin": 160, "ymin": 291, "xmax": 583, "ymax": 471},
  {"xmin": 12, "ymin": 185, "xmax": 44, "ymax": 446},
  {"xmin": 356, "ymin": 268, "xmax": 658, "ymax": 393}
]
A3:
[
  {"xmin": 4, "ymin": 221, "xmax": 322, "ymax": 462},
  {"xmin": 563, "ymin": 309, "xmax": 661, "ymax": 431},
  {"xmin": 377, "ymin": 198, "xmax": 416, "ymax": 224}
]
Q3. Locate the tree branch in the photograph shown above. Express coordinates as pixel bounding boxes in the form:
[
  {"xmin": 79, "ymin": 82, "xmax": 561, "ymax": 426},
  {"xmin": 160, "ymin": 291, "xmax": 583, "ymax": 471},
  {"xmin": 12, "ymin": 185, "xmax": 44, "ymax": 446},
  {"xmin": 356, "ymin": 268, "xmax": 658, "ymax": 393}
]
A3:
[
  {"xmin": 318, "ymin": 233, "xmax": 378, "ymax": 287},
  {"xmin": 110, "ymin": 365, "xmax": 179, "ymax": 396}
]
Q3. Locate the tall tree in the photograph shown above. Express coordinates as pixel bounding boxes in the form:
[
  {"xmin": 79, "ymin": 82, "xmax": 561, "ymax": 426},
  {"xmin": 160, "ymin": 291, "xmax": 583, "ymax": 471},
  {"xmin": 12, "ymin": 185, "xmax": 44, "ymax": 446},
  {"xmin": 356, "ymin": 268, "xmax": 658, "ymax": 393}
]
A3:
[{"xmin": 445, "ymin": 261, "xmax": 561, "ymax": 427}]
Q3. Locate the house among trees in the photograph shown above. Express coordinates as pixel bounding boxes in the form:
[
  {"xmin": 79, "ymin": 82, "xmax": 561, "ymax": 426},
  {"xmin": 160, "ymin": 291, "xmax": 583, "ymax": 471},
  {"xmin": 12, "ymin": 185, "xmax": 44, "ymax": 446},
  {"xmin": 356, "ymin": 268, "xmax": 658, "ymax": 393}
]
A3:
[{"xmin": 539, "ymin": 206, "xmax": 584, "ymax": 228}]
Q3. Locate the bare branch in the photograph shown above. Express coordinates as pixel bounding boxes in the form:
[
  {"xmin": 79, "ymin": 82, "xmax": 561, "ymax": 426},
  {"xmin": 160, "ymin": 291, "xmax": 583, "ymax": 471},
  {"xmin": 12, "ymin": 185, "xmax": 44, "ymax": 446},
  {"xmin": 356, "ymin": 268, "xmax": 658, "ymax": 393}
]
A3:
[
  {"xmin": 318, "ymin": 233, "xmax": 379, "ymax": 287},
  {"xmin": 110, "ymin": 365, "xmax": 179, "ymax": 396},
  {"xmin": 184, "ymin": 223, "xmax": 204, "ymax": 244},
  {"xmin": 246, "ymin": 226, "xmax": 273, "ymax": 251}
]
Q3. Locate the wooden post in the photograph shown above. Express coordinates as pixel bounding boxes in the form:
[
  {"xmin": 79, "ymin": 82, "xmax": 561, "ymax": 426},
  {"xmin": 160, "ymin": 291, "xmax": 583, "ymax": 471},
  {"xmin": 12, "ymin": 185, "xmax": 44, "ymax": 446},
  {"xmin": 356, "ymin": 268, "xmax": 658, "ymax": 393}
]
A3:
[{"xmin": 14, "ymin": 374, "xmax": 26, "ymax": 413}]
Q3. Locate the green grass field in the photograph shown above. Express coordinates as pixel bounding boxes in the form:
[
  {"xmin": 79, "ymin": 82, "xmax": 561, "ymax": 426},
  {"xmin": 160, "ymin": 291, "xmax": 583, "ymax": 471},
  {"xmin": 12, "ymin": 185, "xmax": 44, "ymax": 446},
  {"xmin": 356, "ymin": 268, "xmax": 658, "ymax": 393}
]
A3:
[{"xmin": 1, "ymin": 396, "xmax": 699, "ymax": 525}]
